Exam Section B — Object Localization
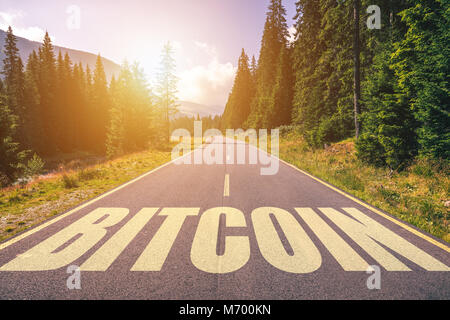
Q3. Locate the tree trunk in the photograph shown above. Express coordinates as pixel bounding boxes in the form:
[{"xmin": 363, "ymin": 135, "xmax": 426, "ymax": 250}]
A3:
[{"xmin": 354, "ymin": 0, "xmax": 361, "ymax": 139}]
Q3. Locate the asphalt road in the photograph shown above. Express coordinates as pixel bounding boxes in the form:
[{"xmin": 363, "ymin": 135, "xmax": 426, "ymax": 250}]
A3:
[{"xmin": 0, "ymin": 137, "xmax": 449, "ymax": 300}]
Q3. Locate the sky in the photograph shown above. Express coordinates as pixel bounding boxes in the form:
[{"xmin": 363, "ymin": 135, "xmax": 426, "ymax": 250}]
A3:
[{"xmin": 0, "ymin": 0, "xmax": 297, "ymax": 107}]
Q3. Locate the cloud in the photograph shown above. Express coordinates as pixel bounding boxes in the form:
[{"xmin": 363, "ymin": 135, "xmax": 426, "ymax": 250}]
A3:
[
  {"xmin": 287, "ymin": 26, "xmax": 297, "ymax": 43},
  {"xmin": 194, "ymin": 41, "xmax": 218, "ymax": 58},
  {"xmin": 178, "ymin": 42, "xmax": 236, "ymax": 107},
  {"xmin": 0, "ymin": 10, "xmax": 49, "ymax": 42}
]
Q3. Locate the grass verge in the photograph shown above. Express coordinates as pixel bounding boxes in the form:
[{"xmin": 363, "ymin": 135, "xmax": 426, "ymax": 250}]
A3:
[
  {"xmin": 278, "ymin": 131, "xmax": 449, "ymax": 243},
  {"xmin": 0, "ymin": 149, "xmax": 173, "ymax": 242}
]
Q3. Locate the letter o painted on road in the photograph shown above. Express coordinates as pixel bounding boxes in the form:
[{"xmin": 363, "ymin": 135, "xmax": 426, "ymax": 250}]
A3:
[{"xmin": 252, "ymin": 207, "xmax": 322, "ymax": 273}]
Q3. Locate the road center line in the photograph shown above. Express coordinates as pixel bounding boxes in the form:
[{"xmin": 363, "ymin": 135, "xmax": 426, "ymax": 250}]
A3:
[{"xmin": 224, "ymin": 174, "xmax": 230, "ymax": 197}]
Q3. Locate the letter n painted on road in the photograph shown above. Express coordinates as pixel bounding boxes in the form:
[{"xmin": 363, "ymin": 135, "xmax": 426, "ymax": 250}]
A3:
[
  {"xmin": 0, "ymin": 208, "xmax": 129, "ymax": 271},
  {"xmin": 296, "ymin": 208, "xmax": 370, "ymax": 271},
  {"xmin": 319, "ymin": 208, "xmax": 450, "ymax": 271}
]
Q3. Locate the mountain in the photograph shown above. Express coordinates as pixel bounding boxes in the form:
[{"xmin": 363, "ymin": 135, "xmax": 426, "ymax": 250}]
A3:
[
  {"xmin": 176, "ymin": 101, "xmax": 225, "ymax": 119},
  {"xmin": 0, "ymin": 29, "xmax": 120, "ymax": 80}
]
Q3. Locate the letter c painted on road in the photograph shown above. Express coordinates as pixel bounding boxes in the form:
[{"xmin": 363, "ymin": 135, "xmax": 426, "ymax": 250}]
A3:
[{"xmin": 191, "ymin": 207, "xmax": 250, "ymax": 274}]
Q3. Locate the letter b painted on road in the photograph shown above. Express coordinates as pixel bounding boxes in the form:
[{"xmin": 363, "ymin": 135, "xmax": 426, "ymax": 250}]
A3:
[{"xmin": 0, "ymin": 208, "xmax": 129, "ymax": 271}]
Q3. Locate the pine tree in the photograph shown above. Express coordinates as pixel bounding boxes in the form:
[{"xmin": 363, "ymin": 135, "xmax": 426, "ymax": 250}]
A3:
[
  {"xmin": 55, "ymin": 51, "xmax": 68, "ymax": 151},
  {"xmin": 392, "ymin": 0, "xmax": 449, "ymax": 159},
  {"xmin": 1, "ymin": 27, "xmax": 28, "ymax": 145},
  {"xmin": 292, "ymin": 0, "xmax": 325, "ymax": 143},
  {"xmin": 14, "ymin": 56, "xmax": 27, "ymax": 145},
  {"xmin": 91, "ymin": 54, "xmax": 110, "ymax": 153},
  {"xmin": 356, "ymin": 0, "xmax": 417, "ymax": 169},
  {"xmin": 106, "ymin": 64, "xmax": 129, "ymax": 156},
  {"xmin": 1, "ymin": 26, "xmax": 20, "ymax": 114},
  {"xmin": 250, "ymin": 55, "xmax": 257, "ymax": 80},
  {"xmin": 357, "ymin": 40, "xmax": 418, "ymax": 169},
  {"xmin": 106, "ymin": 103, "xmax": 125, "ymax": 159},
  {"xmin": 247, "ymin": 0, "xmax": 289, "ymax": 129},
  {"xmin": 128, "ymin": 62, "xmax": 155, "ymax": 150},
  {"xmin": 23, "ymin": 52, "xmax": 42, "ymax": 152},
  {"xmin": 222, "ymin": 49, "xmax": 255, "ymax": 129},
  {"xmin": 268, "ymin": 45, "xmax": 294, "ymax": 128},
  {"xmin": 106, "ymin": 62, "xmax": 155, "ymax": 157},
  {"xmin": 156, "ymin": 42, "xmax": 179, "ymax": 141},
  {"xmin": 106, "ymin": 72, "xmax": 125, "ymax": 158},
  {"xmin": 37, "ymin": 32, "xmax": 57, "ymax": 154},
  {"xmin": 0, "ymin": 94, "xmax": 26, "ymax": 184},
  {"xmin": 292, "ymin": 0, "xmax": 367, "ymax": 146}
]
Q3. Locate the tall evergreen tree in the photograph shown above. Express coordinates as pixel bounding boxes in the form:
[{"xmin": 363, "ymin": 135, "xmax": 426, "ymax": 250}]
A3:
[
  {"xmin": 392, "ymin": 0, "xmax": 449, "ymax": 159},
  {"xmin": 1, "ymin": 26, "xmax": 20, "ymax": 113},
  {"xmin": 107, "ymin": 62, "xmax": 155, "ymax": 157},
  {"xmin": 106, "ymin": 73, "xmax": 125, "ymax": 158},
  {"xmin": 292, "ymin": 0, "xmax": 324, "ymax": 142},
  {"xmin": 247, "ymin": 0, "xmax": 289, "ymax": 129},
  {"xmin": 55, "ymin": 51, "xmax": 69, "ymax": 151},
  {"xmin": 268, "ymin": 44, "xmax": 294, "ymax": 128},
  {"xmin": 1, "ymin": 27, "xmax": 28, "ymax": 145},
  {"xmin": 222, "ymin": 49, "xmax": 255, "ymax": 129},
  {"xmin": 0, "ymin": 94, "xmax": 25, "ymax": 183},
  {"xmin": 37, "ymin": 32, "xmax": 57, "ymax": 154},
  {"xmin": 356, "ymin": 0, "xmax": 418, "ymax": 169},
  {"xmin": 250, "ymin": 55, "xmax": 257, "ymax": 80},
  {"xmin": 23, "ymin": 51, "xmax": 42, "ymax": 152},
  {"xmin": 91, "ymin": 54, "xmax": 110, "ymax": 153},
  {"xmin": 156, "ymin": 42, "xmax": 179, "ymax": 141},
  {"xmin": 292, "ymin": 0, "xmax": 367, "ymax": 146}
]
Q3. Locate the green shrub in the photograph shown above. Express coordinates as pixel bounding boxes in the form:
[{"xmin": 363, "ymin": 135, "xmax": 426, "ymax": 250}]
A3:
[
  {"xmin": 78, "ymin": 168, "xmax": 102, "ymax": 181},
  {"xmin": 62, "ymin": 175, "xmax": 79, "ymax": 189},
  {"xmin": 334, "ymin": 169, "xmax": 365, "ymax": 192},
  {"xmin": 0, "ymin": 172, "xmax": 10, "ymax": 188},
  {"xmin": 23, "ymin": 154, "xmax": 45, "ymax": 179},
  {"xmin": 356, "ymin": 134, "xmax": 387, "ymax": 168},
  {"xmin": 411, "ymin": 163, "xmax": 434, "ymax": 178},
  {"xmin": 377, "ymin": 186, "xmax": 400, "ymax": 206}
]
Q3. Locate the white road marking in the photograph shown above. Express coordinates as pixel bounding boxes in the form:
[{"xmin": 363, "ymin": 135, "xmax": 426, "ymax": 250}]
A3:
[{"xmin": 224, "ymin": 174, "xmax": 230, "ymax": 197}]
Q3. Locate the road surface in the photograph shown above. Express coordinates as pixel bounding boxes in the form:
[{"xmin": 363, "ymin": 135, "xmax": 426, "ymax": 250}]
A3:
[{"xmin": 0, "ymin": 138, "xmax": 449, "ymax": 300}]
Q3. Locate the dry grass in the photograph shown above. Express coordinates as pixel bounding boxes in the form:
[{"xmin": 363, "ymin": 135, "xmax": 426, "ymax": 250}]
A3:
[
  {"xmin": 279, "ymin": 131, "xmax": 449, "ymax": 243},
  {"xmin": 0, "ymin": 149, "xmax": 173, "ymax": 242}
]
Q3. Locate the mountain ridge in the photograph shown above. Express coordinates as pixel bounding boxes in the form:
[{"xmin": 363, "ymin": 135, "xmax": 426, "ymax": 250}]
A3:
[
  {"xmin": 0, "ymin": 30, "xmax": 224, "ymax": 118},
  {"xmin": 176, "ymin": 101, "xmax": 224, "ymax": 119},
  {"xmin": 0, "ymin": 29, "xmax": 120, "ymax": 81}
]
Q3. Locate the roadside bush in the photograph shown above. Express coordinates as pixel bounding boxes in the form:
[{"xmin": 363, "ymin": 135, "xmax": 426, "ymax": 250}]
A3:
[
  {"xmin": 0, "ymin": 172, "xmax": 10, "ymax": 188},
  {"xmin": 78, "ymin": 168, "xmax": 102, "ymax": 181},
  {"xmin": 23, "ymin": 154, "xmax": 45, "ymax": 179},
  {"xmin": 333, "ymin": 168, "xmax": 365, "ymax": 192},
  {"xmin": 62, "ymin": 175, "xmax": 79, "ymax": 189},
  {"xmin": 356, "ymin": 133, "xmax": 387, "ymax": 168}
]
